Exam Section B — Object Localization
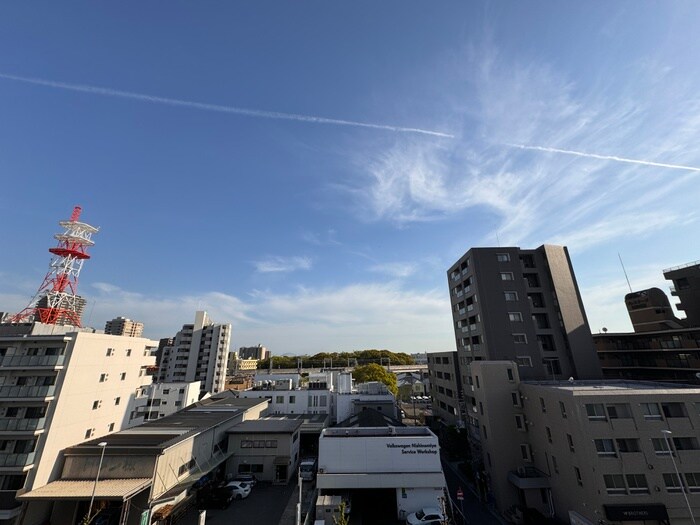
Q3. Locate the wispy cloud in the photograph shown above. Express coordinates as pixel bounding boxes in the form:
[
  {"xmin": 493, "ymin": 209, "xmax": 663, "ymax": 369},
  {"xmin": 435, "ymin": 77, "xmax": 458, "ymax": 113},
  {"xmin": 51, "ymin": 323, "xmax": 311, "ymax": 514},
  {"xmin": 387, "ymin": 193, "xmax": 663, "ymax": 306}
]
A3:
[
  {"xmin": 369, "ymin": 262, "xmax": 417, "ymax": 278},
  {"xmin": 0, "ymin": 72, "xmax": 453, "ymax": 139},
  {"xmin": 507, "ymin": 144, "xmax": 700, "ymax": 173},
  {"xmin": 253, "ymin": 256, "xmax": 312, "ymax": 273}
]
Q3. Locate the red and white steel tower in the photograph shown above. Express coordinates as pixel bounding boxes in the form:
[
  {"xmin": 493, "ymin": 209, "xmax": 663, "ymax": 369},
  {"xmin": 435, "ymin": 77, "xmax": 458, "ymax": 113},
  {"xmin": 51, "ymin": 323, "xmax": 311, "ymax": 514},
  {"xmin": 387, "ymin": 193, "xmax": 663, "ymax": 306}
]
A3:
[{"xmin": 9, "ymin": 206, "xmax": 99, "ymax": 327}]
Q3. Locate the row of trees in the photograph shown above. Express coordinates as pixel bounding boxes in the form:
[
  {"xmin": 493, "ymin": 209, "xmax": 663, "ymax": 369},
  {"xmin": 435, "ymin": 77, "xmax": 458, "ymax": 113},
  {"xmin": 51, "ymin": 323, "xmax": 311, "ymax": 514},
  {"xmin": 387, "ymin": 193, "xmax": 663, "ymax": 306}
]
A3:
[{"xmin": 256, "ymin": 349, "xmax": 414, "ymax": 370}]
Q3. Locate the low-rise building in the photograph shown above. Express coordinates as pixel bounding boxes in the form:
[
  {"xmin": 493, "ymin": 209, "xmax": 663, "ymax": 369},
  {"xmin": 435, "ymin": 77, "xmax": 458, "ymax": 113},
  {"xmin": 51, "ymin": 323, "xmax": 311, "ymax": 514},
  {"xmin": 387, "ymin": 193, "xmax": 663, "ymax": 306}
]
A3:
[
  {"xmin": 130, "ymin": 381, "xmax": 201, "ymax": 422},
  {"xmin": 471, "ymin": 360, "xmax": 700, "ymax": 525}
]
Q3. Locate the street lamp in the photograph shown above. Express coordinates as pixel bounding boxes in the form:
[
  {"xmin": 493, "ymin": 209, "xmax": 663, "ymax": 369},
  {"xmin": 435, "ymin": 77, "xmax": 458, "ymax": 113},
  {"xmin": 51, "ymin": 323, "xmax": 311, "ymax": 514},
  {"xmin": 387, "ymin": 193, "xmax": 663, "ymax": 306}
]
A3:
[
  {"xmin": 88, "ymin": 442, "xmax": 108, "ymax": 523},
  {"xmin": 661, "ymin": 430, "xmax": 697, "ymax": 525}
]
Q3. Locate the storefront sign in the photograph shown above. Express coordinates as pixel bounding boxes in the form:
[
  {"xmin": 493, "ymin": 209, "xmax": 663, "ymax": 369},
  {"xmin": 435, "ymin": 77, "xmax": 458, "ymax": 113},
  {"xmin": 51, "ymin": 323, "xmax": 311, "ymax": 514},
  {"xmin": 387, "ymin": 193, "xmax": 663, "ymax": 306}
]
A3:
[
  {"xmin": 604, "ymin": 504, "xmax": 668, "ymax": 521},
  {"xmin": 385, "ymin": 442, "xmax": 438, "ymax": 455}
]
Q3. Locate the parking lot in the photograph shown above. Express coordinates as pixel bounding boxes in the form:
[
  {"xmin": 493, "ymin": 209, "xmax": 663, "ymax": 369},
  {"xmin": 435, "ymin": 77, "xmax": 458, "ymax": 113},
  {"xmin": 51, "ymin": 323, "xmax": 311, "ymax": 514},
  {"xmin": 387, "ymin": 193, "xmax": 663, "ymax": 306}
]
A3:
[{"xmin": 197, "ymin": 481, "xmax": 299, "ymax": 525}]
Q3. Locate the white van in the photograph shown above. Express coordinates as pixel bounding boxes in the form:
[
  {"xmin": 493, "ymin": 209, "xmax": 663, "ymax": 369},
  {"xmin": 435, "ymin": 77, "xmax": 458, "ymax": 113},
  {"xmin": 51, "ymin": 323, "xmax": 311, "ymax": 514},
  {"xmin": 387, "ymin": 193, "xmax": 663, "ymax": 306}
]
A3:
[{"xmin": 299, "ymin": 457, "xmax": 318, "ymax": 481}]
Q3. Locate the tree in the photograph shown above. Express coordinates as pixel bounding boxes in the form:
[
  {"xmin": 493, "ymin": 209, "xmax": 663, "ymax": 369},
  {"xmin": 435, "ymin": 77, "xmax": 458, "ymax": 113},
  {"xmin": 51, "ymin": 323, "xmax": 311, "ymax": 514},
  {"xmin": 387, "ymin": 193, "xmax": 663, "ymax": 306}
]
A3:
[
  {"xmin": 352, "ymin": 363, "xmax": 398, "ymax": 395},
  {"xmin": 333, "ymin": 502, "xmax": 349, "ymax": 525}
]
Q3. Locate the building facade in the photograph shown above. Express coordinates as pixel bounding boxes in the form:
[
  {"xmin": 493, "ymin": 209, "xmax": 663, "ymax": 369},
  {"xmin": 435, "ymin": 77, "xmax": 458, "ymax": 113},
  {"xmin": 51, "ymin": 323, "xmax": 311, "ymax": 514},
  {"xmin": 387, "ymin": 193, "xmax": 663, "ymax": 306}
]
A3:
[
  {"xmin": 130, "ymin": 381, "xmax": 201, "ymax": 422},
  {"xmin": 426, "ymin": 352, "xmax": 462, "ymax": 426},
  {"xmin": 156, "ymin": 311, "xmax": 230, "ymax": 396},
  {"xmin": 0, "ymin": 323, "xmax": 157, "ymax": 524},
  {"xmin": 238, "ymin": 345, "xmax": 269, "ymax": 361},
  {"xmin": 104, "ymin": 317, "xmax": 144, "ymax": 338},
  {"xmin": 665, "ymin": 261, "xmax": 700, "ymax": 328},
  {"xmin": 471, "ymin": 361, "xmax": 700, "ymax": 525}
]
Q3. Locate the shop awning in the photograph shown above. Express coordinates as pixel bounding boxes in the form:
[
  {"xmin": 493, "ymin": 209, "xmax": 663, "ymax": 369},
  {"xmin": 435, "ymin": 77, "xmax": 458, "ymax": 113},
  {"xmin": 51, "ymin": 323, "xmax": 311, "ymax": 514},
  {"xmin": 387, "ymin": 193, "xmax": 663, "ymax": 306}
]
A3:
[{"xmin": 18, "ymin": 478, "xmax": 151, "ymax": 501}]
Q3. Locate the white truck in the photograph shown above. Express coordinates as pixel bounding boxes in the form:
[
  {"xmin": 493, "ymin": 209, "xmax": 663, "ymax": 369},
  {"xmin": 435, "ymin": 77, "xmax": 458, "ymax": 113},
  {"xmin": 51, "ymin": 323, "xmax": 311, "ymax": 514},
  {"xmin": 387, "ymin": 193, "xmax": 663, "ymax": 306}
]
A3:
[{"xmin": 299, "ymin": 457, "xmax": 318, "ymax": 481}]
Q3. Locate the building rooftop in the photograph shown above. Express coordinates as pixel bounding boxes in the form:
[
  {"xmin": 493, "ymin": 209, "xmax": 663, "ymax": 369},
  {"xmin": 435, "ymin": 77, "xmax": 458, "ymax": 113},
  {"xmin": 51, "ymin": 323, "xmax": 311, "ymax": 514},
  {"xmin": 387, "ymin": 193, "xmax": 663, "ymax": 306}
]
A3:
[
  {"xmin": 522, "ymin": 379, "xmax": 700, "ymax": 395},
  {"xmin": 322, "ymin": 426, "xmax": 433, "ymax": 438},
  {"xmin": 228, "ymin": 419, "xmax": 303, "ymax": 434}
]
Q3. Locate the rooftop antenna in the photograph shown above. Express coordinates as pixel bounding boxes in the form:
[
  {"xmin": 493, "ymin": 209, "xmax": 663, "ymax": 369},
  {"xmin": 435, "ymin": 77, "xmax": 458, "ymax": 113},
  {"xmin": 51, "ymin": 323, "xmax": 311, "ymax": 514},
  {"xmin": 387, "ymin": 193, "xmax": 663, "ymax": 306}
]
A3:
[
  {"xmin": 618, "ymin": 253, "xmax": 633, "ymax": 293},
  {"xmin": 496, "ymin": 231, "xmax": 501, "ymax": 247}
]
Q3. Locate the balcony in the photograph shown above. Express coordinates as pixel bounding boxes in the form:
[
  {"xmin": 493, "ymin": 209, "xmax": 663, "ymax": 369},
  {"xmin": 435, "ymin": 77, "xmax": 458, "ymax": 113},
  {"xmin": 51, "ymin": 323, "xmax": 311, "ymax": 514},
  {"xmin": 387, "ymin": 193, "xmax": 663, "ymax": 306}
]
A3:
[
  {"xmin": 508, "ymin": 467, "xmax": 550, "ymax": 489},
  {"xmin": 0, "ymin": 490, "xmax": 22, "ymax": 518},
  {"xmin": 0, "ymin": 386, "xmax": 56, "ymax": 399},
  {"xmin": 0, "ymin": 355, "xmax": 65, "ymax": 368},
  {"xmin": 0, "ymin": 418, "xmax": 46, "ymax": 432},
  {"xmin": 0, "ymin": 452, "xmax": 35, "ymax": 468}
]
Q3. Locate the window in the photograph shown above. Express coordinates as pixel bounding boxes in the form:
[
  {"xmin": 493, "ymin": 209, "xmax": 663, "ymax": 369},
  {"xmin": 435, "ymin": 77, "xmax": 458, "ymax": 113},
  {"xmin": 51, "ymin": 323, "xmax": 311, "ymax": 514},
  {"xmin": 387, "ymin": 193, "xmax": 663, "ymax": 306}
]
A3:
[
  {"xmin": 685, "ymin": 473, "xmax": 700, "ymax": 493},
  {"xmin": 652, "ymin": 438, "xmax": 673, "ymax": 455},
  {"xmin": 162, "ymin": 389, "xmax": 170, "ymax": 395},
  {"xmin": 513, "ymin": 334, "xmax": 528, "ymax": 344},
  {"xmin": 515, "ymin": 415, "xmax": 525, "ymax": 430},
  {"xmin": 662, "ymin": 402, "xmax": 687, "ymax": 418},
  {"xmin": 507, "ymin": 368, "xmax": 514, "ymax": 381},
  {"xmin": 99, "ymin": 373, "xmax": 108, "ymax": 382},
  {"xmin": 673, "ymin": 437, "xmax": 700, "ymax": 450},
  {"xmin": 482, "ymin": 425, "xmax": 487, "ymax": 439},
  {"xmin": 126, "ymin": 349, "xmax": 131, "ymax": 356},
  {"xmin": 497, "ymin": 253, "xmax": 510, "ymax": 262},
  {"xmin": 85, "ymin": 428, "xmax": 94, "ymax": 439},
  {"xmin": 241, "ymin": 440, "xmax": 253, "ymax": 448},
  {"xmin": 92, "ymin": 400, "xmax": 101, "ymax": 410},
  {"xmin": 504, "ymin": 291, "xmax": 518, "ymax": 301},
  {"xmin": 516, "ymin": 356, "xmax": 532, "ymax": 367},
  {"xmin": 520, "ymin": 444, "xmax": 532, "ymax": 461},
  {"xmin": 289, "ymin": 396, "xmax": 296, "ymax": 403},
  {"xmin": 120, "ymin": 373, "xmax": 126, "ymax": 381},
  {"xmin": 479, "ymin": 402, "xmax": 484, "ymax": 415},
  {"xmin": 663, "ymin": 473, "xmax": 683, "ymax": 493},
  {"xmin": 543, "ymin": 358, "xmax": 561, "ymax": 376},
  {"xmin": 607, "ymin": 404, "xmax": 632, "ymax": 419},
  {"xmin": 508, "ymin": 312, "xmax": 523, "ymax": 322},
  {"xmin": 549, "ymin": 455, "xmax": 558, "ymax": 474},
  {"xmin": 626, "ymin": 474, "xmax": 649, "ymax": 494},
  {"xmin": 265, "ymin": 440, "xmax": 278, "ymax": 448},
  {"xmin": 545, "ymin": 426, "xmax": 552, "ymax": 443},
  {"xmin": 540, "ymin": 397, "xmax": 546, "ymax": 413},
  {"xmin": 475, "ymin": 375, "xmax": 480, "ymax": 388},
  {"xmin": 585, "ymin": 404, "xmax": 606, "ymax": 421},
  {"xmin": 559, "ymin": 401, "xmax": 567, "ymax": 419},
  {"xmin": 567, "ymin": 434, "xmax": 575, "ymax": 452},
  {"xmin": 616, "ymin": 438, "xmax": 640, "ymax": 453},
  {"xmin": 604, "ymin": 474, "xmax": 627, "ymax": 495},
  {"xmin": 106, "ymin": 348, "xmax": 114, "ymax": 356},
  {"xmin": 108, "ymin": 423, "xmax": 115, "ymax": 432},
  {"xmin": 511, "ymin": 392, "xmax": 520, "ymax": 406},
  {"xmin": 574, "ymin": 467, "xmax": 583, "ymax": 486},
  {"xmin": 276, "ymin": 396, "xmax": 284, "ymax": 404},
  {"xmin": 594, "ymin": 439, "xmax": 616, "ymax": 457},
  {"xmin": 642, "ymin": 402, "xmax": 662, "ymax": 420},
  {"xmin": 114, "ymin": 397, "xmax": 120, "ymax": 406},
  {"xmin": 500, "ymin": 272, "xmax": 514, "ymax": 281}
]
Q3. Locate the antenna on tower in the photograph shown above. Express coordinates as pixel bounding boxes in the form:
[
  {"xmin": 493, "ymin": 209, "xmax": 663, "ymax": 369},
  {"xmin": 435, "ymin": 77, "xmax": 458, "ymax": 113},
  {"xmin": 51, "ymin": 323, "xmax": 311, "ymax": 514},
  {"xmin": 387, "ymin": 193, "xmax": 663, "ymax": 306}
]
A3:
[
  {"xmin": 8, "ymin": 206, "xmax": 99, "ymax": 327},
  {"xmin": 618, "ymin": 253, "xmax": 633, "ymax": 293}
]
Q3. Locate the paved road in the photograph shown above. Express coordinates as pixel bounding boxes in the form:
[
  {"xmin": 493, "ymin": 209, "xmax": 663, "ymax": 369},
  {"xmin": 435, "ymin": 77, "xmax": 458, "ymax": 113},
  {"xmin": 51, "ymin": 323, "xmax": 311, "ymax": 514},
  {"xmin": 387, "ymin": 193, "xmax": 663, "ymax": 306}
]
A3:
[
  {"xmin": 441, "ymin": 456, "xmax": 504, "ymax": 525},
  {"xmin": 196, "ymin": 482, "xmax": 297, "ymax": 525}
]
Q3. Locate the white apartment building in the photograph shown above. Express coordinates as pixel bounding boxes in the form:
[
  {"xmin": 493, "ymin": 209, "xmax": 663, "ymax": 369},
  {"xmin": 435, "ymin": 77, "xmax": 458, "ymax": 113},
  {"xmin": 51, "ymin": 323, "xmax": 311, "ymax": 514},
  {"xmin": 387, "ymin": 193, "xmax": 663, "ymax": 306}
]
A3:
[
  {"xmin": 156, "ymin": 311, "xmax": 230, "ymax": 396},
  {"xmin": 0, "ymin": 323, "xmax": 157, "ymax": 524},
  {"xmin": 130, "ymin": 381, "xmax": 200, "ymax": 422},
  {"xmin": 471, "ymin": 361, "xmax": 700, "ymax": 525}
]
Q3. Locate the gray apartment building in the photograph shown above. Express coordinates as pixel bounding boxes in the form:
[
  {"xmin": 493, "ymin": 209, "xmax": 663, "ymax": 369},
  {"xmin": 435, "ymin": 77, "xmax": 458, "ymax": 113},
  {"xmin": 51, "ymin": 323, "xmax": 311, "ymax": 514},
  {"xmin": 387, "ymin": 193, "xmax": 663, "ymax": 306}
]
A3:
[
  {"xmin": 665, "ymin": 260, "xmax": 700, "ymax": 328},
  {"xmin": 471, "ymin": 361, "xmax": 700, "ymax": 525},
  {"xmin": 156, "ymin": 311, "xmax": 230, "ymax": 396},
  {"xmin": 426, "ymin": 351, "xmax": 462, "ymax": 426},
  {"xmin": 238, "ymin": 344, "xmax": 269, "ymax": 361}
]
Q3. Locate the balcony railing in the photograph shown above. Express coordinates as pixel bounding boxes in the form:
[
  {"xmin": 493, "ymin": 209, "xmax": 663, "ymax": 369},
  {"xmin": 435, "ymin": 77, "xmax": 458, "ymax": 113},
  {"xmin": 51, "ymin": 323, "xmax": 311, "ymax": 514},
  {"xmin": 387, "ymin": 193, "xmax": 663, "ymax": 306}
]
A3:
[
  {"xmin": 0, "ymin": 418, "xmax": 46, "ymax": 432},
  {"xmin": 0, "ymin": 452, "xmax": 35, "ymax": 467},
  {"xmin": 0, "ymin": 355, "xmax": 65, "ymax": 367},
  {"xmin": 0, "ymin": 386, "xmax": 56, "ymax": 398}
]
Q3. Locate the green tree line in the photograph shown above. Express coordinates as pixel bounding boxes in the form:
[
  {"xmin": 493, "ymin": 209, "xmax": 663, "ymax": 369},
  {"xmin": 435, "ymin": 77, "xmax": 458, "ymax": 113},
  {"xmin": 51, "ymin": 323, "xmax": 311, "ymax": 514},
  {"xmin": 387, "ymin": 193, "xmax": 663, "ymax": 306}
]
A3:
[{"xmin": 255, "ymin": 349, "xmax": 414, "ymax": 370}]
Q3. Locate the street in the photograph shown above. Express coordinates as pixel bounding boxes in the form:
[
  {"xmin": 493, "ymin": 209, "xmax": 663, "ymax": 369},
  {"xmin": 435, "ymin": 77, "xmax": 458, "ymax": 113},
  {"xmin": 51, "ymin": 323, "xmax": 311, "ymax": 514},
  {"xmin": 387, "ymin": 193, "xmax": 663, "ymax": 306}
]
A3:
[{"xmin": 441, "ymin": 455, "xmax": 504, "ymax": 525}]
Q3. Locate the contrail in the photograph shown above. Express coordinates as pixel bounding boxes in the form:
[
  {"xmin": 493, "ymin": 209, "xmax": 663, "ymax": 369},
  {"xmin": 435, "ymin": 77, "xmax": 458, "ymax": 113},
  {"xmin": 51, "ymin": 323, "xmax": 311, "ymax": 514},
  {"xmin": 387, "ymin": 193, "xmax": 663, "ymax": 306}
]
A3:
[
  {"xmin": 507, "ymin": 143, "xmax": 700, "ymax": 173},
  {"xmin": 0, "ymin": 72, "xmax": 454, "ymax": 138}
]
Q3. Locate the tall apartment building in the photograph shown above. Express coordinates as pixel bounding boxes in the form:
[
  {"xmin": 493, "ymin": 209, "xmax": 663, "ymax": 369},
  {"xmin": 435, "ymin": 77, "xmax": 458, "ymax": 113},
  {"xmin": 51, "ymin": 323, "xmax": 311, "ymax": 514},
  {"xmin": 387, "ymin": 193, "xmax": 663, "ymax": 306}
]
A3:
[
  {"xmin": 448, "ymin": 245, "xmax": 601, "ymax": 384},
  {"xmin": 104, "ymin": 316, "xmax": 144, "ymax": 337},
  {"xmin": 238, "ymin": 344, "xmax": 269, "ymax": 361},
  {"xmin": 0, "ymin": 323, "xmax": 157, "ymax": 524},
  {"xmin": 156, "ymin": 311, "xmax": 230, "ymax": 396},
  {"xmin": 471, "ymin": 361, "xmax": 700, "ymax": 525},
  {"xmin": 426, "ymin": 351, "xmax": 462, "ymax": 426},
  {"xmin": 665, "ymin": 260, "xmax": 700, "ymax": 328}
]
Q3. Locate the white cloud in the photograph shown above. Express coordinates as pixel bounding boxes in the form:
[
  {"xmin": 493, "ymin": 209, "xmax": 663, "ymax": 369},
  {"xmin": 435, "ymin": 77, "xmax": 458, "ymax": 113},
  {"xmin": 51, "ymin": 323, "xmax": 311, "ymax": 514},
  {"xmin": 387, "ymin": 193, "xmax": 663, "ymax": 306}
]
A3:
[
  {"xmin": 369, "ymin": 262, "xmax": 417, "ymax": 278},
  {"xmin": 253, "ymin": 256, "xmax": 312, "ymax": 273}
]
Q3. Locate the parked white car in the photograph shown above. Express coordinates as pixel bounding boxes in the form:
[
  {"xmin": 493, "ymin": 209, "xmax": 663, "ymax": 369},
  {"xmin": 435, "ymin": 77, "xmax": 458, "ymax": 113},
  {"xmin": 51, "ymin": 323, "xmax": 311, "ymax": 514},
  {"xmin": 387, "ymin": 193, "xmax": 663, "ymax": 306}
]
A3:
[
  {"xmin": 406, "ymin": 507, "xmax": 445, "ymax": 525},
  {"xmin": 222, "ymin": 480, "xmax": 251, "ymax": 499}
]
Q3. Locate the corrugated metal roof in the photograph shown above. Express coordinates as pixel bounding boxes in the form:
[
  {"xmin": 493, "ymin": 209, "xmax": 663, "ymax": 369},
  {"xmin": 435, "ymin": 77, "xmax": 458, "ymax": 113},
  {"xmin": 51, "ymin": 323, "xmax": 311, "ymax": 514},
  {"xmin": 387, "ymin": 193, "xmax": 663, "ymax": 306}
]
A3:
[{"xmin": 18, "ymin": 478, "xmax": 151, "ymax": 501}]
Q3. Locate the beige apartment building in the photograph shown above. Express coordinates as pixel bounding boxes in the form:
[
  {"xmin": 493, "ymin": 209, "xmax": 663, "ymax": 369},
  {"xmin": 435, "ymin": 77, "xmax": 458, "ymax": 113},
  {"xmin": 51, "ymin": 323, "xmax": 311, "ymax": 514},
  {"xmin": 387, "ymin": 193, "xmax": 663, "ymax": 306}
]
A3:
[
  {"xmin": 156, "ymin": 311, "xmax": 230, "ymax": 396},
  {"xmin": 0, "ymin": 323, "xmax": 158, "ymax": 525},
  {"xmin": 104, "ymin": 317, "xmax": 144, "ymax": 338},
  {"xmin": 472, "ymin": 361, "xmax": 700, "ymax": 525}
]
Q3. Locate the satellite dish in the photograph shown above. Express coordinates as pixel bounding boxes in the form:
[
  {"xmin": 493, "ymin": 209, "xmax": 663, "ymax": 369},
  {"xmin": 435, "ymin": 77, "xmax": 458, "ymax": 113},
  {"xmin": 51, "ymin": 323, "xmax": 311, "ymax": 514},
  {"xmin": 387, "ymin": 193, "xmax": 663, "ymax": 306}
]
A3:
[{"xmin": 602, "ymin": 327, "xmax": 608, "ymax": 333}]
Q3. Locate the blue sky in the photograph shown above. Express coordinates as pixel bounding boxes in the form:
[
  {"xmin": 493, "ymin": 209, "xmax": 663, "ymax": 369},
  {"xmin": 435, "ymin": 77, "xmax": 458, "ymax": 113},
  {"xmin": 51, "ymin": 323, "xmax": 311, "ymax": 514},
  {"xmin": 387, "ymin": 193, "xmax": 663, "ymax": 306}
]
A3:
[{"xmin": 1, "ymin": 2, "xmax": 699, "ymax": 354}]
